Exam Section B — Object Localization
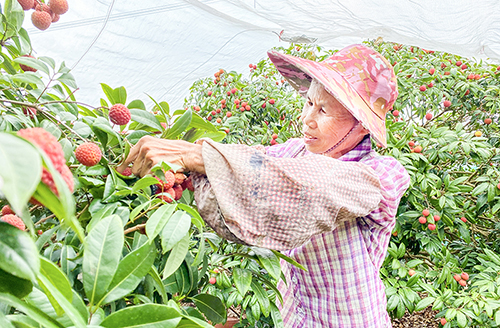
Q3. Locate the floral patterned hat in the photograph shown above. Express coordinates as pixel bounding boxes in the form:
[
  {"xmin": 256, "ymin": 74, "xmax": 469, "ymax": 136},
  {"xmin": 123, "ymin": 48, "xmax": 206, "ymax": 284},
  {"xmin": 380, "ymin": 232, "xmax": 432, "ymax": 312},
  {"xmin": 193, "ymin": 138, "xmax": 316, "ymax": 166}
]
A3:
[{"xmin": 267, "ymin": 44, "xmax": 398, "ymax": 147}]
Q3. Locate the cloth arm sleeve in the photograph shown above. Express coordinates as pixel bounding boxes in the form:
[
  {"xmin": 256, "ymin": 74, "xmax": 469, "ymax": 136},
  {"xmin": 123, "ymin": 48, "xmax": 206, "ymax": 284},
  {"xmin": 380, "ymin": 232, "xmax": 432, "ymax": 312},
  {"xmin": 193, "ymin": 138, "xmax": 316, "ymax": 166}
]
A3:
[{"xmin": 191, "ymin": 139, "xmax": 383, "ymax": 251}]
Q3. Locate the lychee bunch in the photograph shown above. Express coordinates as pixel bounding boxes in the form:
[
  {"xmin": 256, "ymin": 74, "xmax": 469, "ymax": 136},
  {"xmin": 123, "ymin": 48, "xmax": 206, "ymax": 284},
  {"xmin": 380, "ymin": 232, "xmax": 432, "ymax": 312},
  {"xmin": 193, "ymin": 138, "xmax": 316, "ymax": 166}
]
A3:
[
  {"xmin": 153, "ymin": 170, "xmax": 176, "ymax": 192},
  {"xmin": 1, "ymin": 214, "xmax": 26, "ymax": 231},
  {"xmin": 109, "ymin": 104, "xmax": 131, "ymax": 126},
  {"xmin": 23, "ymin": 0, "xmax": 68, "ymax": 31},
  {"xmin": 17, "ymin": 128, "xmax": 74, "ymax": 197},
  {"xmin": 75, "ymin": 142, "xmax": 102, "ymax": 167},
  {"xmin": 121, "ymin": 167, "xmax": 133, "ymax": 176},
  {"xmin": 158, "ymin": 188, "xmax": 176, "ymax": 203},
  {"xmin": 1, "ymin": 205, "xmax": 15, "ymax": 216}
]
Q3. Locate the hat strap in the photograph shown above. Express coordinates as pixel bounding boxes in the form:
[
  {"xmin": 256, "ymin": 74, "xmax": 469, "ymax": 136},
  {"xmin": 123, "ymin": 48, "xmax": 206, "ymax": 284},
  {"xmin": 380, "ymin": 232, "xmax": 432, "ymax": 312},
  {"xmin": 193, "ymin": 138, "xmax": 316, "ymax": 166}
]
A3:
[{"xmin": 322, "ymin": 122, "xmax": 359, "ymax": 156}]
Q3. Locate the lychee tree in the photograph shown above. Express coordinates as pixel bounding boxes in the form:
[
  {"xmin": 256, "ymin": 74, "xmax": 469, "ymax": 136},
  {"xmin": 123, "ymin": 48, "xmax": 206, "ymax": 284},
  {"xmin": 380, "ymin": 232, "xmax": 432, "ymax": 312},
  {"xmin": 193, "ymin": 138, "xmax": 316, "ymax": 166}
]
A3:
[
  {"xmin": 0, "ymin": 2, "xmax": 298, "ymax": 328},
  {"xmin": 184, "ymin": 41, "xmax": 500, "ymax": 327}
]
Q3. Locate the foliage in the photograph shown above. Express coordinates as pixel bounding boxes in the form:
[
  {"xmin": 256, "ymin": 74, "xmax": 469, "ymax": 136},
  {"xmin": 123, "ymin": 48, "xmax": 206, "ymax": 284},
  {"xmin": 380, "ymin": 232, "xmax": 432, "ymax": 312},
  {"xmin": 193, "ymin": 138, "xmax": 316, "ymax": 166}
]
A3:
[{"xmin": 0, "ymin": 2, "xmax": 296, "ymax": 328}]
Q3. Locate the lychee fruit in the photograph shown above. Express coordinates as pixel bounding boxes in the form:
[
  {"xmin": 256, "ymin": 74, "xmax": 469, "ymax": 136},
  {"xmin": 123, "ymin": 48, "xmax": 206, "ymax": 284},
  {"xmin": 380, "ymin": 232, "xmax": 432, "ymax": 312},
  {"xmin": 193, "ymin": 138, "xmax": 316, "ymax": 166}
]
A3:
[
  {"xmin": 158, "ymin": 188, "xmax": 176, "ymax": 203},
  {"xmin": 18, "ymin": 55, "xmax": 37, "ymax": 72},
  {"xmin": 262, "ymin": 102, "xmax": 266, "ymax": 108},
  {"xmin": 48, "ymin": 0, "xmax": 68, "ymax": 15},
  {"xmin": 121, "ymin": 167, "xmax": 133, "ymax": 176},
  {"xmin": 408, "ymin": 141, "xmax": 415, "ymax": 147},
  {"xmin": 173, "ymin": 185, "xmax": 183, "ymax": 200},
  {"xmin": 271, "ymin": 133, "xmax": 278, "ymax": 140},
  {"xmin": 392, "ymin": 110, "xmax": 400, "ymax": 117},
  {"xmin": 425, "ymin": 113, "xmax": 433, "ymax": 120},
  {"xmin": 440, "ymin": 318, "xmax": 447, "ymax": 326},
  {"xmin": 433, "ymin": 215, "xmax": 440, "ymax": 222},
  {"xmin": 109, "ymin": 104, "xmax": 131, "ymax": 126},
  {"xmin": 226, "ymin": 112, "xmax": 232, "ymax": 118},
  {"xmin": 209, "ymin": 277, "xmax": 216, "ymax": 285},
  {"xmin": 459, "ymin": 279, "xmax": 467, "ymax": 287},
  {"xmin": 51, "ymin": 14, "xmax": 60, "ymax": 23},
  {"xmin": 418, "ymin": 217, "xmax": 427, "ymax": 224},
  {"xmin": 461, "ymin": 272, "xmax": 469, "ymax": 281},
  {"xmin": 413, "ymin": 145, "xmax": 422, "ymax": 153},
  {"xmin": 427, "ymin": 223, "xmax": 436, "ymax": 231},
  {"xmin": 428, "ymin": 68, "xmax": 435, "ymax": 75},
  {"xmin": 31, "ymin": 10, "xmax": 52, "ymax": 31},
  {"xmin": 484, "ymin": 118, "xmax": 492, "ymax": 125},
  {"xmin": 453, "ymin": 274, "xmax": 461, "ymax": 282},
  {"xmin": 419, "ymin": 85, "xmax": 426, "ymax": 92},
  {"xmin": 23, "ymin": 107, "xmax": 37, "ymax": 118},
  {"xmin": 1, "ymin": 214, "xmax": 25, "ymax": 230},
  {"xmin": 270, "ymin": 139, "xmax": 278, "ymax": 146},
  {"xmin": 422, "ymin": 209, "xmax": 430, "ymax": 216},
  {"xmin": 18, "ymin": 128, "xmax": 74, "ymax": 196},
  {"xmin": 460, "ymin": 216, "xmax": 467, "ymax": 223},
  {"xmin": 174, "ymin": 172, "xmax": 186, "ymax": 185},
  {"xmin": 181, "ymin": 176, "xmax": 194, "ymax": 192},
  {"xmin": 269, "ymin": 99, "xmax": 275, "ymax": 105},
  {"xmin": 155, "ymin": 171, "xmax": 175, "ymax": 190},
  {"xmin": 18, "ymin": 0, "xmax": 34, "ymax": 10},
  {"xmin": 443, "ymin": 100, "xmax": 451, "ymax": 107},
  {"xmin": 474, "ymin": 131, "xmax": 482, "ymax": 137},
  {"xmin": 1, "ymin": 205, "xmax": 15, "ymax": 216},
  {"xmin": 408, "ymin": 269, "xmax": 416, "ymax": 276},
  {"xmin": 75, "ymin": 142, "xmax": 102, "ymax": 167}
]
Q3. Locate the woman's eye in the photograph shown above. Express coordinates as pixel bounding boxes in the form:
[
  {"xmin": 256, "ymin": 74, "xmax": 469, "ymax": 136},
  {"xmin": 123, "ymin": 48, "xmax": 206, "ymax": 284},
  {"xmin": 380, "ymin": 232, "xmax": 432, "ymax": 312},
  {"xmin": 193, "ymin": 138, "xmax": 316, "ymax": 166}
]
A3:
[{"xmin": 308, "ymin": 101, "xmax": 313, "ymax": 106}]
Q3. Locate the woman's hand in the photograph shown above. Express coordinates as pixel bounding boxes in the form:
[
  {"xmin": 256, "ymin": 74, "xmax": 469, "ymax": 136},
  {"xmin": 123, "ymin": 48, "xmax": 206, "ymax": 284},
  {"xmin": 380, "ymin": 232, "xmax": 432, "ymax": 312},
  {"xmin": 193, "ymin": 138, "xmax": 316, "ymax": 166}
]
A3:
[{"xmin": 116, "ymin": 136, "xmax": 205, "ymax": 177}]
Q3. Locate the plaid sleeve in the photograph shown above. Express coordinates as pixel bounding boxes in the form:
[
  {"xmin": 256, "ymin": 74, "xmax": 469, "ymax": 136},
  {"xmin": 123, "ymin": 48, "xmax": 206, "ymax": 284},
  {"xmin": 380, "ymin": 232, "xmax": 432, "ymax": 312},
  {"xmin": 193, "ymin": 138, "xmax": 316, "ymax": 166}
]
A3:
[{"xmin": 192, "ymin": 139, "xmax": 383, "ymax": 251}]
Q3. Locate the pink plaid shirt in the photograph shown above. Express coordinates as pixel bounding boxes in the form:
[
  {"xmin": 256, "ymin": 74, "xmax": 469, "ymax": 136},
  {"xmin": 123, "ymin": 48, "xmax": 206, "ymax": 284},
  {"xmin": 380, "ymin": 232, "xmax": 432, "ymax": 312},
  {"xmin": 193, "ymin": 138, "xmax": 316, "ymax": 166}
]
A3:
[{"xmin": 192, "ymin": 135, "xmax": 409, "ymax": 328}]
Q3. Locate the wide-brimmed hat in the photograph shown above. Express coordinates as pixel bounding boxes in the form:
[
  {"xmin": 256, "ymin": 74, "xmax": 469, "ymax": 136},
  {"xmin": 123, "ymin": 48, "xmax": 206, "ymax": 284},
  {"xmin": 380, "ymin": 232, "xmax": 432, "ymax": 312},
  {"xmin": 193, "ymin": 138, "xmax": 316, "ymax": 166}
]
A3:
[{"xmin": 267, "ymin": 44, "xmax": 398, "ymax": 147}]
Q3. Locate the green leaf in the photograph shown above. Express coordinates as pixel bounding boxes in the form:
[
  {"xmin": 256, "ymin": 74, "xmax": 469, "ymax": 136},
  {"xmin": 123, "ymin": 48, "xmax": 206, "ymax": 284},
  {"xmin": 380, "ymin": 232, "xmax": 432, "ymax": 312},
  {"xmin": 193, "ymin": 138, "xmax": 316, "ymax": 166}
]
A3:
[
  {"xmin": 162, "ymin": 233, "xmax": 189, "ymax": 279},
  {"xmin": 83, "ymin": 215, "xmax": 124, "ymax": 306},
  {"xmin": 132, "ymin": 176, "xmax": 159, "ymax": 194},
  {"xmin": 38, "ymin": 257, "xmax": 72, "ymax": 316},
  {"xmin": 100, "ymin": 241, "xmax": 157, "ymax": 305},
  {"xmin": 146, "ymin": 204, "xmax": 177, "ymax": 241},
  {"xmin": 271, "ymin": 250, "xmax": 306, "ymax": 271},
  {"xmin": 270, "ymin": 303, "xmax": 284, "ymax": 328},
  {"xmin": 0, "ymin": 268, "xmax": 32, "ymax": 299},
  {"xmin": 191, "ymin": 293, "xmax": 226, "ymax": 324},
  {"xmin": 0, "ymin": 312, "xmax": 15, "ymax": 328},
  {"xmin": 251, "ymin": 280, "xmax": 270, "ymax": 317},
  {"xmin": 130, "ymin": 109, "xmax": 163, "ymax": 131},
  {"xmin": 164, "ymin": 110, "xmax": 192, "ymax": 139},
  {"xmin": 387, "ymin": 294, "xmax": 400, "ymax": 312},
  {"xmin": 233, "ymin": 268, "xmax": 252, "ymax": 296},
  {"xmin": 415, "ymin": 296, "xmax": 435, "ymax": 312},
  {"xmin": 100, "ymin": 304, "xmax": 182, "ymax": 328},
  {"xmin": 56, "ymin": 72, "xmax": 77, "ymax": 89},
  {"xmin": 0, "ymin": 222, "xmax": 39, "ymax": 282},
  {"xmin": 0, "ymin": 133, "xmax": 41, "ymax": 214},
  {"xmin": 161, "ymin": 210, "xmax": 192, "ymax": 253},
  {"xmin": 0, "ymin": 292, "xmax": 63, "ymax": 328},
  {"xmin": 147, "ymin": 266, "xmax": 168, "ymax": 304},
  {"xmin": 113, "ymin": 86, "xmax": 127, "ymax": 104},
  {"xmin": 252, "ymin": 247, "xmax": 281, "ymax": 280},
  {"xmin": 128, "ymin": 99, "xmax": 146, "ymax": 110},
  {"xmin": 456, "ymin": 311, "xmax": 467, "ymax": 328},
  {"xmin": 14, "ymin": 57, "xmax": 49, "ymax": 75},
  {"xmin": 38, "ymin": 272, "xmax": 86, "ymax": 328}
]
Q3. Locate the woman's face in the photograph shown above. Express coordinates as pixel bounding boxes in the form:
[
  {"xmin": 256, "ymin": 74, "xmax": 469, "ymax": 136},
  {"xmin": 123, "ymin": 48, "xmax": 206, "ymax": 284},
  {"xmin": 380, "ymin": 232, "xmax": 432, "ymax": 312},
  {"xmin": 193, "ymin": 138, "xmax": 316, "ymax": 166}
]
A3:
[{"xmin": 300, "ymin": 81, "xmax": 358, "ymax": 154}]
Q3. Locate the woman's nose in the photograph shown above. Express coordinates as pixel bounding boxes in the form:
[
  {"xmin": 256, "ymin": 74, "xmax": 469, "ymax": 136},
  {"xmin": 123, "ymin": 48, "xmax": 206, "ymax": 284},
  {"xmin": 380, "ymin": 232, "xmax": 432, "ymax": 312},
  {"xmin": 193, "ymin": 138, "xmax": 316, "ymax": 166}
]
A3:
[{"xmin": 301, "ymin": 108, "xmax": 317, "ymax": 129}]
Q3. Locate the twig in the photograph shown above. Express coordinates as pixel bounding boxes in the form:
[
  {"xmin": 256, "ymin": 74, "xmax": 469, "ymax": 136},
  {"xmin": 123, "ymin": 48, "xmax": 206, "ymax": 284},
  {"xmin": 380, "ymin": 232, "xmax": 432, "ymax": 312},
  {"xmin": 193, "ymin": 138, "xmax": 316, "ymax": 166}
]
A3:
[
  {"xmin": 124, "ymin": 223, "xmax": 145, "ymax": 235},
  {"xmin": 34, "ymin": 214, "xmax": 55, "ymax": 226}
]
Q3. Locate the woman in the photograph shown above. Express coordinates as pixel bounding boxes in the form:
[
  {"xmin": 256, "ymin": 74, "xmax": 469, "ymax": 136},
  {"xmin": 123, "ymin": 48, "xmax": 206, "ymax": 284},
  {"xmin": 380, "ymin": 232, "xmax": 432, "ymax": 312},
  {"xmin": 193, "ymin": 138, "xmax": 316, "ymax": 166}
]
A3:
[{"xmin": 119, "ymin": 44, "xmax": 410, "ymax": 327}]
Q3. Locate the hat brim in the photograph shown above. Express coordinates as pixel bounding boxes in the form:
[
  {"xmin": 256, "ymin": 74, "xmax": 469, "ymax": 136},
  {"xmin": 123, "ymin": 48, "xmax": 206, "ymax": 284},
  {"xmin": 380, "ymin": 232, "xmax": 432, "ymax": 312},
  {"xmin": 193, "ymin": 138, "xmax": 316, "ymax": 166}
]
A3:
[{"xmin": 267, "ymin": 50, "xmax": 387, "ymax": 147}]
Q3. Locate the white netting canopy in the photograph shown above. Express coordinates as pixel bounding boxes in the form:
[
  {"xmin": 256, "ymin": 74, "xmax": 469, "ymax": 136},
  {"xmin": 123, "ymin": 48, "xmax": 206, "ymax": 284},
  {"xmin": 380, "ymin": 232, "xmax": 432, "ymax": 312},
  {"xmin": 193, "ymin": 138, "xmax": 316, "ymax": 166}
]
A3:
[{"xmin": 24, "ymin": 0, "xmax": 500, "ymax": 110}]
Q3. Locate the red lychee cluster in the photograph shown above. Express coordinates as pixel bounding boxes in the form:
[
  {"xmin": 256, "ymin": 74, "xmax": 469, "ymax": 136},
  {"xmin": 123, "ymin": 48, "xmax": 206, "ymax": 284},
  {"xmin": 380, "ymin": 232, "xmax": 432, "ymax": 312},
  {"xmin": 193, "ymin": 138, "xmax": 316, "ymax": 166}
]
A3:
[
  {"xmin": 21, "ymin": 0, "xmax": 69, "ymax": 31},
  {"xmin": 109, "ymin": 104, "xmax": 131, "ymax": 126},
  {"xmin": 17, "ymin": 127, "xmax": 74, "ymax": 199},
  {"xmin": 152, "ymin": 171, "xmax": 193, "ymax": 203},
  {"xmin": 1, "ymin": 214, "xmax": 25, "ymax": 231},
  {"xmin": 75, "ymin": 142, "xmax": 102, "ymax": 167}
]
